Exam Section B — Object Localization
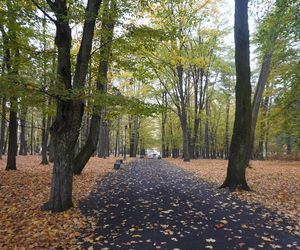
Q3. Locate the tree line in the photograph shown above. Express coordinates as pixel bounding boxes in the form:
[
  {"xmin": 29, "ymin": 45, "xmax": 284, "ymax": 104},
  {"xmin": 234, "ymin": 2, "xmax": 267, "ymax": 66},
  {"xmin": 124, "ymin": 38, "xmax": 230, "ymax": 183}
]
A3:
[{"xmin": 0, "ymin": 0, "xmax": 299, "ymax": 211}]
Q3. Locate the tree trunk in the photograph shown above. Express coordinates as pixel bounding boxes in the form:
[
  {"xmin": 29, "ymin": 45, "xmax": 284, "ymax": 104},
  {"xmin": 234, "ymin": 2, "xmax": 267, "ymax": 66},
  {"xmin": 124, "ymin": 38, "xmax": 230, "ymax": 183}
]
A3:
[
  {"xmin": 19, "ymin": 107, "xmax": 27, "ymax": 156},
  {"xmin": 246, "ymin": 48, "xmax": 274, "ymax": 164},
  {"xmin": 98, "ymin": 121, "xmax": 108, "ymax": 158},
  {"xmin": 114, "ymin": 116, "xmax": 120, "ymax": 157},
  {"xmin": 191, "ymin": 68, "xmax": 206, "ymax": 159},
  {"xmin": 129, "ymin": 116, "xmax": 139, "ymax": 157},
  {"xmin": 176, "ymin": 65, "xmax": 190, "ymax": 162},
  {"xmin": 161, "ymin": 92, "xmax": 167, "ymax": 158},
  {"xmin": 180, "ymin": 116, "xmax": 190, "ymax": 161},
  {"xmin": 224, "ymin": 96, "xmax": 230, "ymax": 159},
  {"xmin": 4, "ymin": 22, "xmax": 19, "ymax": 170},
  {"xmin": 205, "ymin": 97, "xmax": 210, "ymax": 159},
  {"xmin": 30, "ymin": 110, "xmax": 34, "ymax": 155},
  {"xmin": 106, "ymin": 124, "xmax": 110, "ymax": 156},
  {"xmin": 199, "ymin": 115, "xmax": 204, "ymax": 158},
  {"xmin": 221, "ymin": 0, "xmax": 251, "ymax": 191},
  {"xmin": 73, "ymin": 115, "xmax": 100, "ymax": 174},
  {"xmin": 42, "ymin": 0, "xmax": 101, "ymax": 212},
  {"xmin": 41, "ymin": 111, "xmax": 49, "ymax": 165},
  {"xmin": 0, "ymin": 98, "xmax": 7, "ymax": 159},
  {"xmin": 191, "ymin": 116, "xmax": 200, "ymax": 159},
  {"xmin": 73, "ymin": 0, "xmax": 116, "ymax": 173},
  {"xmin": 6, "ymin": 103, "xmax": 18, "ymax": 170},
  {"xmin": 257, "ymin": 94, "xmax": 271, "ymax": 159},
  {"xmin": 48, "ymin": 134, "xmax": 54, "ymax": 162}
]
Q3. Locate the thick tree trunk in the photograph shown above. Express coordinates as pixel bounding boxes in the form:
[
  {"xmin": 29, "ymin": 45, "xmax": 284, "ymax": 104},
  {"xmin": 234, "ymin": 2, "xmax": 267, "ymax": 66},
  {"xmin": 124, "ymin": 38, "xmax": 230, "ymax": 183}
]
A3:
[
  {"xmin": 98, "ymin": 121, "xmax": 109, "ymax": 158},
  {"xmin": 176, "ymin": 64, "xmax": 190, "ymax": 162},
  {"xmin": 0, "ymin": 98, "xmax": 7, "ymax": 159},
  {"xmin": 6, "ymin": 105, "xmax": 18, "ymax": 170},
  {"xmin": 221, "ymin": 0, "xmax": 251, "ymax": 191},
  {"xmin": 42, "ymin": 0, "xmax": 101, "ymax": 212},
  {"xmin": 73, "ymin": 115, "xmax": 100, "ymax": 174},
  {"xmin": 48, "ymin": 135, "xmax": 54, "ymax": 162},
  {"xmin": 4, "ymin": 25, "xmax": 19, "ymax": 170},
  {"xmin": 73, "ymin": 0, "xmax": 116, "ymax": 173},
  {"xmin": 6, "ymin": 104, "xmax": 18, "ymax": 170},
  {"xmin": 2, "ymin": 21, "xmax": 19, "ymax": 167},
  {"xmin": 246, "ymin": 49, "xmax": 273, "ymax": 164}
]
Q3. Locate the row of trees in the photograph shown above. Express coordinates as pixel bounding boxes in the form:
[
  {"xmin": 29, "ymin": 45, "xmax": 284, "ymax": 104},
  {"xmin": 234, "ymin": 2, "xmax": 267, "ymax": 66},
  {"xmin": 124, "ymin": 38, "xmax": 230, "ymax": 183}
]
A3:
[{"xmin": 0, "ymin": 0, "xmax": 299, "ymax": 211}]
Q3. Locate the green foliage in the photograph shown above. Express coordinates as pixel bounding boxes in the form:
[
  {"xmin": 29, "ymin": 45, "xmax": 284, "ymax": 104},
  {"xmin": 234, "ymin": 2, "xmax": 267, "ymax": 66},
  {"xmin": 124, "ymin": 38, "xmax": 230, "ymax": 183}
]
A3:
[{"xmin": 0, "ymin": 0, "xmax": 298, "ymax": 157}]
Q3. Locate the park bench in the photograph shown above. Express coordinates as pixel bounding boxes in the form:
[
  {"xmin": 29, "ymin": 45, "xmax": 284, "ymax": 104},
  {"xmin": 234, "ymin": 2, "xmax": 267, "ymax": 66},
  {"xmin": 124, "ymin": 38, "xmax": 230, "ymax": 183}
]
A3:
[{"xmin": 114, "ymin": 159, "xmax": 123, "ymax": 169}]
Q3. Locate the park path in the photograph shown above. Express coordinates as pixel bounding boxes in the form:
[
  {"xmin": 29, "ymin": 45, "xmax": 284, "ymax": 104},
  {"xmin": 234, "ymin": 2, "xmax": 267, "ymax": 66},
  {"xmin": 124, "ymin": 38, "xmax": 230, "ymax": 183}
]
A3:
[{"xmin": 78, "ymin": 159, "xmax": 300, "ymax": 249}]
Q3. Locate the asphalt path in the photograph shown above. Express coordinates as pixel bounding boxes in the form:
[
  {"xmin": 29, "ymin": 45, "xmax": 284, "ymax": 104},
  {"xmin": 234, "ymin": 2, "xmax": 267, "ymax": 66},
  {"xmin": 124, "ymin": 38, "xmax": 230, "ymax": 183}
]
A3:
[{"xmin": 78, "ymin": 159, "xmax": 300, "ymax": 250}]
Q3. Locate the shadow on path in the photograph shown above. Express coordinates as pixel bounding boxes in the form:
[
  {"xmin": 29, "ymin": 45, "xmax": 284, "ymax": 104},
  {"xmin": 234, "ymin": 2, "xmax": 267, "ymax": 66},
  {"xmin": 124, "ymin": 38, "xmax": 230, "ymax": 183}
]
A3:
[{"xmin": 78, "ymin": 159, "xmax": 300, "ymax": 250}]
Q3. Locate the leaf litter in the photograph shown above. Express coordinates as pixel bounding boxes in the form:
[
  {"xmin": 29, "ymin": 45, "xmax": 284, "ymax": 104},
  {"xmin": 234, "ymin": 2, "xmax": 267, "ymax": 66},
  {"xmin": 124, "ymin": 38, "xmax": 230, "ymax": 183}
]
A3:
[
  {"xmin": 0, "ymin": 155, "xmax": 117, "ymax": 249},
  {"xmin": 167, "ymin": 158, "xmax": 300, "ymax": 233}
]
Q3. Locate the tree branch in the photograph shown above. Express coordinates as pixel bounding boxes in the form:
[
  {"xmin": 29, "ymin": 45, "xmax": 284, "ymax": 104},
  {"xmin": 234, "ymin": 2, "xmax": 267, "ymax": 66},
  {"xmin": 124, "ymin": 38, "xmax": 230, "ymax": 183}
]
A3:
[{"xmin": 31, "ymin": 0, "xmax": 58, "ymax": 24}]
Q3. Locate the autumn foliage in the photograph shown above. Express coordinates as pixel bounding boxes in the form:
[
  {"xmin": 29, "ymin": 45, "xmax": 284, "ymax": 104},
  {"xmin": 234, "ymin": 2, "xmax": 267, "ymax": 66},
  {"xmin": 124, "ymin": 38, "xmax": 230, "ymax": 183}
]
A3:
[
  {"xmin": 167, "ymin": 158, "xmax": 300, "ymax": 232},
  {"xmin": 0, "ymin": 156, "xmax": 116, "ymax": 249}
]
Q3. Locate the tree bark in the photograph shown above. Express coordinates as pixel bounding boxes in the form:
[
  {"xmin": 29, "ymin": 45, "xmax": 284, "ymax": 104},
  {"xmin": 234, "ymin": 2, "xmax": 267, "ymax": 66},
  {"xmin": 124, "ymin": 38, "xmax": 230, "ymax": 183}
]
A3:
[
  {"xmin": 48, "ymin": 134, "xmax": 54, "ymax": 163},
  {"xmin": 6, "ymin": 104, "xmax": 18, "ymax": 170},
  {"xmin": 73, "ymin": 0, "xmax": 116, "ymax": 174},
  {"xmin": 177, "ymin": 65, "xmax": 190, "ymax": 161},
  {"xmin": 42, "ymin": 0, "xmax": 101, "ymax": 212},
  {"xmin": 224, "ymin": 96, "xmax": 230, "ymax": 159},
  {"xmin": 221, "ymin": 0, "xmax": 251, "ymax": 191},
  {"xmin": 30, "ymin": 110, "xmax": 34, "ymax": 155},
  {"xmin": 205, "ymin": 97, "xmax": 210, "ymax": 159},
  {"xmin": 3, "ymin": 15, "xmax": 19, "ymax": 170},
  {"xmin": 246, "ymin": 48, "xmax": 274, "ymax": 164},
  {"xmin": 257, "ymin": 94, "xmax": 271, "ymax": 159},
  {"xmin": 40, "ymin": 111, "xmax": 50, "ymax": 165},
  {"xmin": 114, "ymin": 116, "xmax": 120, "ymax": 157},
  {"xmin": 73, "ymin": 115, "xmax": 100, "ymax": 174},
  {"xmin": 0, "ymin": 98, "xmax": 7, "ymax": 159},
  {"xmin": 129, "ymin": 116, "xmax": 139, "ymax": 157},
  {"xmin": 161, "ymin": 91, "xmax": 167, "ymax": 158},
  {"xmin": 19, "ymin": 107, "xmax": 27, "ymax": 156},
  {"xmin": 98, "ymin": 121, "xmax": 110, "ymax": 158},
  {"xmin": 179, "ymin": 114, "xmax": 190, "ymax": 161}
]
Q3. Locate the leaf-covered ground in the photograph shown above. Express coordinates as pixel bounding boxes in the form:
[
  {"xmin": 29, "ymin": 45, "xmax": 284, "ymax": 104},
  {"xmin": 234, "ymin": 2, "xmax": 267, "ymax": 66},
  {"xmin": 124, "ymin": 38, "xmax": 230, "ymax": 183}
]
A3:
[
  {"xmin": 77, "ymin": 159, "xmax": 300, "ymax": 249},
  {"xmin": 0, "ymin": 155, "xmax": 116, "ymax": 249},
  {"xmin": 167, "ymin": 159, "xmax": 300, "ymax": 231},
  {"xmin": 1, "ymin": 157, "xmax": 299, "ymax": 249}
]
